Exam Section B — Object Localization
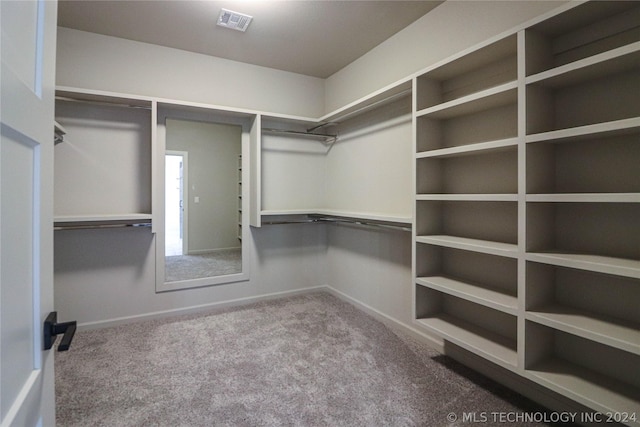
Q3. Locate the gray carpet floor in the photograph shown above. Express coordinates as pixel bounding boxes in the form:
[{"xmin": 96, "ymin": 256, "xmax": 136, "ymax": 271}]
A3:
[
  {"xmin": 55, "ymin": 293, "xmax": 561, "ymax": 426},
  {"xmin": 165, "ymin": 249, "xmax": 241, "ymax": 282}
]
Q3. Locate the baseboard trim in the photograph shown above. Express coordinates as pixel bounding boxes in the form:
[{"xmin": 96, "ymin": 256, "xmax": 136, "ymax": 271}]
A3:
[
  {"xmin": 323, "ymin": 286, "xmax": 444, "ymax": 352},
  {"xmin": 77, "ymin": 285, "xmax": 327, "ymax": 330}
]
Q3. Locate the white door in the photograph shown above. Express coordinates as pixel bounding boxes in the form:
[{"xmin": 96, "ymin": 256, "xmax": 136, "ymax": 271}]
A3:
[{"xmin": 1, "ymin": 0, "xmax": 58, "ymax": 426}]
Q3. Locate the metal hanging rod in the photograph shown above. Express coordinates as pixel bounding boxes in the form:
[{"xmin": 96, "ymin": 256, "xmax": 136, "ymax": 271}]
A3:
[
  {"xmin": 311, "ymin": 215, "xmax": 411, "ymax": 232},
  {"xmin": 308, "ymin": 88, "xmax": 412, "ymax": 132},
  {"xmin": 55, "ymin": 96, "xmax": 152, "ymax": 110},
  {"xmin": 262, "ymin": 215, "xmax": 411, "ymax": 232},
  {"xmin": 262, "ymin": 128, "xmax": 337, "ymax": 144},
  {"xmin": 54, "ymin": 222, "xmax": 152, "ymax": 231}
]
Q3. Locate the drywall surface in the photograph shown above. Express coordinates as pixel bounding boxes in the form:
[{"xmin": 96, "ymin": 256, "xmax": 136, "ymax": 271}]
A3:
[
  {"xmin": 326, "ymin": 226, "xmax": 414, "ymax": 328},
  {"xmin": 324, "ymin": 97, "xmax": 412, "ymax": 219},
  {"xmin": 56, "ymin": 28, "xmax": 325, "ymax": 118},
  {"xmin": 324, "ymin": 0, "xmax": 568, "ymax": 112},
  {"xmin": 54, "ymin": 224, "xmax": 327, "ymax": 326}
]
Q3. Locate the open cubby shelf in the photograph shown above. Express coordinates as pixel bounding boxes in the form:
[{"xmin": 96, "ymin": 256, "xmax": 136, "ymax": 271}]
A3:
[
  {"xmin": 414, "ymin": 2, "xmax": 639, "ymax": 422},
  {"xmin": 417, "ymin": 276, "xmax": 517, "ymax": 315}
]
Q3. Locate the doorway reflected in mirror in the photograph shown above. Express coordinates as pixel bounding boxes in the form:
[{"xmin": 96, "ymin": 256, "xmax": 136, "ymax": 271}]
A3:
[{"xmin": 164, "ymin": 118, "xmax": 242, "ymax": 282}]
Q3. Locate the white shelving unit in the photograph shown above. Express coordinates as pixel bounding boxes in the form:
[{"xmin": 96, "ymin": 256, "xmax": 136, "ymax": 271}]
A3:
[
  {"xmin": 257, "ymin": 83, "xmax": 413, "ymax": 227},
  {"xmin": 54, "ymin": 89, "xmax": 154, "ymax": 228},
  {"xmin": 414, "ymin": 1, "xmax": 640, "ymax": 423}
]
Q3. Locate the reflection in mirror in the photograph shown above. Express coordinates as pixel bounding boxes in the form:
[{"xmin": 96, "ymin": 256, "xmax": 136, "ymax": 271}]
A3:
[{"xmin": 164, "ymin": 118, "xmax": 242, "ymax": 282}]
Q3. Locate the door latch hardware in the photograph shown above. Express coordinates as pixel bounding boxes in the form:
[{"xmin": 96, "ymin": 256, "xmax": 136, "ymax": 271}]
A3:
[{"xmin": 44, "ymin": 311, "xmax": 77, "ymax": 351}]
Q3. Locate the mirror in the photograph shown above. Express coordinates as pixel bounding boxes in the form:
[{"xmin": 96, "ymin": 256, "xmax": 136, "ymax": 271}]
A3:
[{"xmin": 163, "ymin": 118, "xmax": 243, "ymax": 283}]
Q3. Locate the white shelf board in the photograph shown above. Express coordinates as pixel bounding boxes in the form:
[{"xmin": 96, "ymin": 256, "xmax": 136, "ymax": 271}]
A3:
[
  {"xmin": 417, "ymin": 194, "xmax": 518, "ymax": 202},
  {"xmin": 416, "ymin": 82, "xmax": 517, "ymax": 120},
  {"xmin": 416, "ymin": 314, "xmax": 517, "ymax": 369},
  {"xmin": 527, "ymin": 305, "xmax": 640, "ymax": 355},
  {"xmin": 527, "ymin": 358, "xmax": 640, "ymax": 419},
  {"xmin": 526, "ymin": 42, "xmax": 640, "ymax": 87},
  {"xmin": 525, "ymin": 117, "xmax": 640, "ymax": 144},
  {"xmin": 261, "ymin": 209, "xmax": 412, "ymax": 225},
  {"xmin": 416, "ymin": 138, "xmax": 518, "ymax": 159},
  {"xmin": 526, "ymin": 193, "xmax": 640, "ymax": 203},
  {"xmin": 416, "ymin": 276, "xmax": 517, "ymax": 315},
  {"xmin": 416, "ymin": 235, "xmax": 519, "ymax": 258},
  {"xmin": 54, "ymin": 213, "xmax": 152, "ymax": 223},
  {"xmin": 527, "ymin": 252, "xmax": 640, "ymax": 279},
  {"xmin": 319, "ymin": 79, "xmax": 412, "ymax": 124}
]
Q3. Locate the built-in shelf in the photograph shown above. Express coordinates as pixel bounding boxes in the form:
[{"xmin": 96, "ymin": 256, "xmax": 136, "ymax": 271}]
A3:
[
  {"xmin": 526, "ymin": 193, "xmax": 640, "ymax": 203},
  {"xmin": 416, "ymin": 82, "xmax": 517, "ymax": 119},
  {"xmin": 527, "ymin": 306, "xmax": 640, "ymax": 355},
  {"xmin": 416, "ymin": 235, "xmax": 518, "ymax": 258},
  {"xmin": 526, "ymin": 42, "xmax": 640, "ymax": 87},
  {"xmin": 261, "ymin": 210, "xmax": 412, "ymax": 225},
  {"xmin": 526, "ymin": 252, "xmax": 640, "ymax": 279},
  {"xmin": 525, "ymin": 117, "xmax": 640, "ymax": 144},
  {"xmin": 417, "ymin": 194, "xmax": 518, "ymax": 202},
  {"xmin": 417, "ymin": 276, "xmax": 517, "ymax": 315},
  {"xmin": 54, "ymin": 214, "xmax": 153, "ymax": 223},
  {"xmin": 416, "ymin": 314, "xmax": 517, "ymax": 369},
  {"xmin": 527, "ymin": 358, "xmax": 640, "ymax": 418},
  {"xmin": 416, "ymin": 137, "xmax": 518, "ymax": 159},
  {"xmin": 414, "ymin": 3, "xmax": 640, "ymax": 420}
]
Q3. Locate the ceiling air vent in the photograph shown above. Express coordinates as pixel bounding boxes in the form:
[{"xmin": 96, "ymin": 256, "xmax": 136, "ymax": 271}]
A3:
[{"xmin": 217, "ymin": 8, "xmax": 253, "ymax": 32}]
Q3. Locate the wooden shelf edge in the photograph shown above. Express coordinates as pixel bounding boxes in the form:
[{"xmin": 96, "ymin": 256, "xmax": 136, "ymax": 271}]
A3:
[
  {"xmin": 54, "ymin": 213, "xmax": 152, "ymax": 223},
  {"xmin": 416, "ymin": 276, "xmax": 518, "ymax": 315},
  {"xmin": 417, "ymin": 194, "xmax": 518, "ymax": 202},
  {"xmin": 526, "ymin": 193, "xmax": 640, "ymax": 203},
  {"xmin": 416, "ymin": 137, "xmax": 518, "ymax": 159},
  {"xmin": 526, "ymin": 307, "xmax": 640, "ymax": 356},
  {"xmin": 526, "ymin": 41, "xmax": 640, "ymax": 86},
  {"xmin": 526, "ymin": 359, "xmax": 640, "ymax": 418},
  {"xmin": 525, "ymin": 117, "xmax": 640, "ymax": 144},
  {"xmin": 526, "ymin": 252, "xmax": 640, "ymax": 279},
  {"xmin": 416, "ymin": 315, "xmax": 518, "ymax": 369},
  {"xmin": 416, "ymin": 235, "xmax": 519, "ymax": 258}
]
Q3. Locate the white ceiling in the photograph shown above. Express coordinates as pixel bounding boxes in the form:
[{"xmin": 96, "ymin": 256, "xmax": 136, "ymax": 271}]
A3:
[{"xmin": 57, "ymin": 1, "xmax": 443, "ymax": 78}]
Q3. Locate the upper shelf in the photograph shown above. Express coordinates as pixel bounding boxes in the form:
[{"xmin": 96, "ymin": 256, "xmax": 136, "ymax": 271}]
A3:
[{"xmin": 318, "ymin": 79, "xmax": 412, "ymax": 126}]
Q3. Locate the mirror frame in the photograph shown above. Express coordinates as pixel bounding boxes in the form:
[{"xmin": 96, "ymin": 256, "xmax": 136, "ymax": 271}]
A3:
[{"xmin": 155, "ymin": 103, "xmax": 252, "ymax": 292}]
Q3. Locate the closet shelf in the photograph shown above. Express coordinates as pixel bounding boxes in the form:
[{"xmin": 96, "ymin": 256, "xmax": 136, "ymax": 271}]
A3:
[
  {"xmin": 416, "ymin": 314, "xmax": 518, "ymax": 369},
  {"xmin": 415, "ymin": 82, "xmax": 517, "ymax": 119},
  {"xmin": 261, "ymin": 209, "xmax": 411, "ymax": 225},
  {"xmin": 526, "ymin": 358, "xmax": 640, "ymax": 418},
  {"xmin": 54, "ymin": 213, "xmax": 152, "ymax": 223},
  {"xmin": 525, "ymin": 42, "xmax": 640, "ymax": 87},
  {"xmin": 318, "ymin": 79, "xmax": 412, "ymax": 125},
  {"xmin": 262, "ymin": 128, "xmax": 337, "ymax": 144},
  {"xmin": 526, "ymin": 193, "xmax": 640, "ymax": 203},
  {"xmin": 416, "ymin": 276, "xmax": 517, "ymax": 315},
  {"xmin": 417, "ymin": 194, "xmax": 518, "ymax": 202},
  {"xmin": 416, "ymin": 235, "xmax": 518, "ymax": 258},
  {"xmin": 526, "ymin": 252, "xmax": 640, "ymax": 279},
  {"xmin": 416, "ymin": 137, "xmax": 518, "ymax": 159},
  {"xmin": 54, "ymin": 214, "xmax": 152, "ymax": 230},
  {"xmin": 526, "ymin": 306, "xmax": 640, "ymax": 355},
  {"xmin": 525, "ymin": 117, "xmax": 640, "ymax": 143}
]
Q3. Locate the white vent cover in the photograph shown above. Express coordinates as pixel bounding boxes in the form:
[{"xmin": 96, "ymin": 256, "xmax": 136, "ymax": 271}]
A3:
[{"xmin": 217, "ymin": 8, "xmax": 253, "ymax": 32}]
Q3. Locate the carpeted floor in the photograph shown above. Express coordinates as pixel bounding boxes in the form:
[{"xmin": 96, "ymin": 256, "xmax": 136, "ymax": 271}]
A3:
[
  {"xmin": 55, "ymin": 293, "xmax": 560, "ymax": 426},
  {"xmin": 165, "ymin": 249, "xmax": 241, "ymax": 282}
]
